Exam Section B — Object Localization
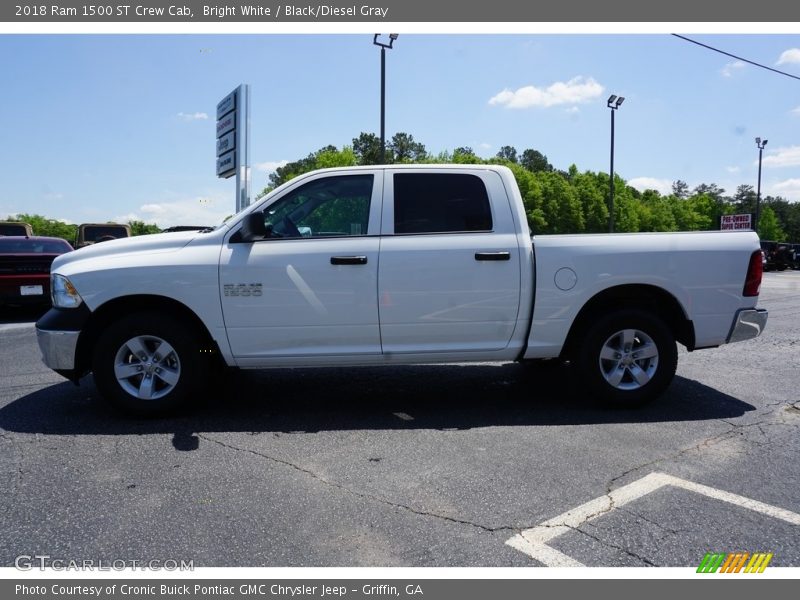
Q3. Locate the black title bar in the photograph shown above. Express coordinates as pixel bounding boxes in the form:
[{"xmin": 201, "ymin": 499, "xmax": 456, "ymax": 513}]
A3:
[{"xmin": 3, "ymin": 0, "xmax": 799, "ymax": 22}]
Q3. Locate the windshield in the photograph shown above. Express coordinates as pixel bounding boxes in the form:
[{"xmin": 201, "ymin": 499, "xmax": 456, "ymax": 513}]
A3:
[
  {"xmin": 80, "ymin": 226, "xmax": 129, "ymax": 242},
  {"xmin": 0, "ymin": 238, "xmax": 72, "ymax": 253}
]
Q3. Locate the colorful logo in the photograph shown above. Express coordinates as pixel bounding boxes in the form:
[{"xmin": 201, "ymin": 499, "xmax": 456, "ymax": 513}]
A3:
[{"xmin": 697, "ymin": 552, "xmax": 773, "ymax": 573}]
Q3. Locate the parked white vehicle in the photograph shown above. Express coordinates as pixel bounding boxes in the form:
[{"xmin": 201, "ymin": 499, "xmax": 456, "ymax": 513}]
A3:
[{"xmin": 36, "ymin": 165, "xmax": 767, "ymax": 414}]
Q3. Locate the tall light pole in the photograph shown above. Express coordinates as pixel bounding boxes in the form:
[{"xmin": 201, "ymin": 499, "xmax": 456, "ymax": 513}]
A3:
[
  {"xmin": 373, "ymin": 33, "xmax": 398, "ymax": 164},
  {"xmin": 607, "ymin": 94, "xmax": 625, "ymax": 232},
  {"xmin": 755, "ymin": 137, "xmax": 768, "ymax": 232}
]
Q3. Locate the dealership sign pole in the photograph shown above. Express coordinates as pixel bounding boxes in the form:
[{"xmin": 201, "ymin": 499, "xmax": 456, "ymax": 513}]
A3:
[{"xmin": 216, "ymin": 84, "xmax": 251, "ymax": 212}]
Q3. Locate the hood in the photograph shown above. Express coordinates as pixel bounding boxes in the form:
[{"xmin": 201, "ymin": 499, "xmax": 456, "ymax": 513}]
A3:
[{"xmin": 52, "ymin": 231, "xmax": 201, "ymax": 270}]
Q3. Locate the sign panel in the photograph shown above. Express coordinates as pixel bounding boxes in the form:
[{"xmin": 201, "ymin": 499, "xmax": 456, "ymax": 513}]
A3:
[
  {"xmin": 216, "ymin": 131, "xmax": 236, "ymax": 157},
  {"xmin": 217, "ymin": 150, "xmax": 236, "ymax": 178},
  {"xmin": 216, "ymin": 111, "xmax": 236, "ymax": 137},
  {"xmin": 721, "ymin": 214, "xmax": 753, "ymax": 231},
  {"xmin": 217, "ymin": 91, "xmax": 236, "ymax": 120}
]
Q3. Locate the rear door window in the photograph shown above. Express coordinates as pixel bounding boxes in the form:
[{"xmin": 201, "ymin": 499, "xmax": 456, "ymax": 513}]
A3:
[{"xmin": 393, "ymin": 173, "xmax": 493, "ymax": 234}]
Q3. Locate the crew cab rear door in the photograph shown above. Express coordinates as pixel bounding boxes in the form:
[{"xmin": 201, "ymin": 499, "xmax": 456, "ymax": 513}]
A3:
[
  {"xmin": 378, "ymin": 169, "xmax": 522, "ymax": 353},
  {"xmin": 220, "ymin": 170, "xmax": 383, "ymax": 360}
]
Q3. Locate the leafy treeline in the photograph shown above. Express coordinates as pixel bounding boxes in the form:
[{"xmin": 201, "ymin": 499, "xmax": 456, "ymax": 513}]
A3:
[
  {"xmin": 262, "ymin": 132, "xmax": 799, "ymax": 242},
  {"xmin": 1, "ymin": 215, "xmax": 160, "ymax": 241}
]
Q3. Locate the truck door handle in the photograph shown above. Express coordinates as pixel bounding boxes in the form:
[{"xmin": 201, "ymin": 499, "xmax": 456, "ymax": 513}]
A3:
[
  {"xmin": 330, "ymin": 256, "xmax": 368, "ymax": 265},
  {"xmin": 475, "ymin": 251, "xmax": 511, "ymax": 261}
]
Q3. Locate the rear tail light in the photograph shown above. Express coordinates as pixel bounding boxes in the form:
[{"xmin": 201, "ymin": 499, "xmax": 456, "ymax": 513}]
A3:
[{"xmin": 743, "ymin": 250, "xmax": 763, "ymax": 297}]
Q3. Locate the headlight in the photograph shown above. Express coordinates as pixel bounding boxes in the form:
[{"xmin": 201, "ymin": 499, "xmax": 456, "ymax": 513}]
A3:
[{"xmin": 51, "ymin": 274, "xmax": 84, "ymax": 308}]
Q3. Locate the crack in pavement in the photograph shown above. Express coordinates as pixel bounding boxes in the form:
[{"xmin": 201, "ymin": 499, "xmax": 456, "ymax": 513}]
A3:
[
  {"xmin": 196, "ymin": 433, "xmax": 514, "ymax": 534},
  {"xmin": 568, "ymin": 522, "xmax": 658, "ymax": 567},
  {"xmin": 617, "ymin": 506, "xmax": 683, "ymax": 536}
]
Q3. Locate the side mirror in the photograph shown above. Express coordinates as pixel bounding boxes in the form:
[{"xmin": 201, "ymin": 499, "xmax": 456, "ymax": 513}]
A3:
[{"xmin": 239, "ymin": 212, "xmax": 267, "ymax": 242}]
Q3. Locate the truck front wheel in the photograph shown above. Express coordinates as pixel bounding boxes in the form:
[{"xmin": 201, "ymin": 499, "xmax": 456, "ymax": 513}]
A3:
[
  {"xmin": 576, "ymin": 309, "xmax": 677, "ymax": 407},
  {"xmin": 92, "ymin": 312, "xmax": 206, "ymax": 415}
]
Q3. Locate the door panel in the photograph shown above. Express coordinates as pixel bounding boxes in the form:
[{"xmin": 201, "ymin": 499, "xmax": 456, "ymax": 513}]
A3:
[
  {"xmin": 221, "ymin": 237, "xmax": 380, "ymax": 358},
  {"xmin": 378, "ymin": 170, "xmax": 522, "ymax": 353},
  {"xmin": 220, "ymin": 171, "xmax": 382, "ymax": 359}
]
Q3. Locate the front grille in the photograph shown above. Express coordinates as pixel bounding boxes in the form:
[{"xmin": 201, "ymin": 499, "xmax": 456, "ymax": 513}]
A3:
[{"xmin": 0, "ymin": 257, "xmax": 55, "ymax": 275}]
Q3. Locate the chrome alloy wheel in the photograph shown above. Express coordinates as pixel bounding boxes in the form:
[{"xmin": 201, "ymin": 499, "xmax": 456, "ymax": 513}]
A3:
[
  {"xmin": 598, "ymin": 328, "xmax": 659, "ymax": 391},
  {"xmin": 113, "ymin": 335, "xmax": 181, "ymax": 400}
]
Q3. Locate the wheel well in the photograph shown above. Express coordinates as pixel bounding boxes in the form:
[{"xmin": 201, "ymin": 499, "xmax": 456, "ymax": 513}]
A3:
[
  {"xmin": 560, "ymin": 284, "xmax": 695, "ymax": 360},
  {"xmin": 75, "ymin": 295, "xmax": 220, "ymax": 375}
]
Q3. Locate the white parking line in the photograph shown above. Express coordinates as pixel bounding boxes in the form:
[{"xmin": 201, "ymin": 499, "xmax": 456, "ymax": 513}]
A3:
[
  {"xmin": 506, "ymin": 471, "xmax": 800, "ymax": 567},
  {"xmin": 0, "ymin": 322, "xmax": 35, "ymax": 332}
]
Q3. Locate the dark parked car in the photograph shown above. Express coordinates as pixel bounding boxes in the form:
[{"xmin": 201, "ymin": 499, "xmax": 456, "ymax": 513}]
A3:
[
  {"xmin": 760, "ymin": 240, "xmax": 793, "ymax": 272},
  {"xmin": 0, "ymin": 236, "xmax": 73, "ymax": 307},
  {"xmin": 791, "ymin": 244, "xmax": 800, "ymax": 270}
]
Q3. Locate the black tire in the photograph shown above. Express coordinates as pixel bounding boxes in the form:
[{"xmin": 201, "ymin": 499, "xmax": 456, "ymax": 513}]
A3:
[
  {"xmin": 91, "ymin": 311, "xmax": 207, "ymax": 416},
  {"xmin": 576, "ymin": 309, "xmax": 677, "ymax": 408}
]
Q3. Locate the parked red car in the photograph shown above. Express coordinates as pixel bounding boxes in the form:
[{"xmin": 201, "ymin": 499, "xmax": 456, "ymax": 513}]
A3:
[{"xmin": 0, "ymin": 236, "xmax": 73, "ymax": 307}]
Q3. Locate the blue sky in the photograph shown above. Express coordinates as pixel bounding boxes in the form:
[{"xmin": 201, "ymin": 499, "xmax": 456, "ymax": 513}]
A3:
[{"xmin": 1, "ymin": 34, "xmax": 799, "ymax": 227}]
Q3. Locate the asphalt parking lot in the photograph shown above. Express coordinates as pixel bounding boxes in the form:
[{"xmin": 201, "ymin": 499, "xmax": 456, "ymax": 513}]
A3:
[{"xmin": 1, "ymin": 271, "xmax": 798, "ymax": 568}]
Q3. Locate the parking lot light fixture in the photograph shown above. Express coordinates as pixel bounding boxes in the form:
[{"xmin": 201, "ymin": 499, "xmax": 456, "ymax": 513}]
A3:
[
  {"xmin": 373, "ymin": 34, "xmax": 398, "ymax": 164},
  {"xmin": 755, "ymin": 137, "xmax": 768, "ymax": 231},
  {"xmin": 607, "ymin": 94, "xmax": 625, "ymax": 232}
]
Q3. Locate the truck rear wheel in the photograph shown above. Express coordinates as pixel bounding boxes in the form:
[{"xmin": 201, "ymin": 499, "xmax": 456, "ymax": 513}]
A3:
[
  {"xmin": 576, "ymin": 309, "xmax": 677, "ymax": 408},
  {"xmin": 92, "ymin": 312, "xmax": 206, "ymax": 415}
]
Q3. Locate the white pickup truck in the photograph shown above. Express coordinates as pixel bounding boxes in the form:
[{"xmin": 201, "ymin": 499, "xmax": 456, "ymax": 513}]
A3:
[{"xmin": 36, "ymin": 165, "xmax": 767, "ymax": 414}]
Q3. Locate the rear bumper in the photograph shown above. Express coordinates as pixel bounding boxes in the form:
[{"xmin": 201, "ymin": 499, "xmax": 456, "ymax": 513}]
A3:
[{"xmin": 726, "ymin": 308, "xmax": 768, "ymax": 343}]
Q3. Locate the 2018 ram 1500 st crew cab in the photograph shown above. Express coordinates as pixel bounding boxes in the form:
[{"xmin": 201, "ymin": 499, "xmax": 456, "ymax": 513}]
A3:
[{"xmin": 36, "ymin": 165, "xmax": 767, "ymax": 414}]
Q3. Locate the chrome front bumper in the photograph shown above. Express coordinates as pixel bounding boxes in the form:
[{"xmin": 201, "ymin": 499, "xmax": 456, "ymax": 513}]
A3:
[
  {"xmin": 36, "ymin": 328, "xmax": 80, "ymax": 370},
  {"xmin": 727, "ymin": 308, "xmax": 769, "ymax": 344}
]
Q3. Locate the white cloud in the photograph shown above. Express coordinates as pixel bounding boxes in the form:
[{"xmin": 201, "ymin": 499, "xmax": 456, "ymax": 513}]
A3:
[
  {"xmin": 791, "ymin": 106, "xmax": 800, "ymax": 116},
  {"xmin": 478, "ymin": 142, "xmax": 492, "ymax": 150},
  {"xmin": 776, "ymin": 48, "xmax": 800, "ymax": 65},
  {"xmin": 177, "ymin": 111, "xmax": 209, "ymax": 121},
  {"xmin": 726, "ymin": 166, "xmax": 741, "ymax": 174},
  {"xmin": 770, "ymin": 179, "xmax": 800, "ymax": 202},
  {"xmin": 255, "ymin": 160, "xmax": 289, "ymax": 173},
  {"xmin": 565, "ymin": 106, "xmax": 581, "ymax": 114},
  {"xmin": 761, "ymin": 146, "xmax": 800, "ymax": 168},
  {"xmin": 120, "ymin": 196, "xmax": 231, "ymax": 228},
  {"xmin": 628, "ymin": 177, "xmax": 673, "ymax": 196},
  {"xmin": 488, "ymin": 76, "xmax": 604, "ymax": 109},
  {"xmin": 113, "ymin": 212, "xmax": 141, "ymax": 224},
  {"xmin": 721, "ymin": 61, "xmax": 746, "ymax": 77}
]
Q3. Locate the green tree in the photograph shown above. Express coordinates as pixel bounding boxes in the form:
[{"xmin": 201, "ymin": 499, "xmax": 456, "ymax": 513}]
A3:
[
  {"xmin": 672, "ymin": 180, "xmax": 689, "ymax": 199},
  {"xmin": 9, "ymin": 213, "xmax": 77, "ymax": 242},
  {"xmin": 128, "ymin": 220, "xmax": 160, "ymax": 236},
  {"xmin": 520, "ymin": 149, "xmax": 552, "ymax": 173},
  {"xmin": 611, "ymin": 179, "xmax": 640, "ymax": 233},
  {"xmin": 352, "ymin": 132, "xmax": 382, "ymax": 165},
  {"xmin": 638, "ymin": 191, "xmax": 677, "ymax": 232},
  {"xmin": 451, "ymin": 147, "xmax": 482, "ymax": 164},
  {"xmin": 535, "ymin": 170, "xmax": 584, "ymax": 234},
  {"xmin": 495, "ymin": 145, "xmax": 518, "ymax": 163},
  {"xmin": 733, "ymin": 184, "xmax": 756, "ymax": 214},
  {"xmin": 388, "ymin": 133, "xmax": 427, "ymax": 163},
  {"xmin": 314, "ymin": 146, "xmax": 357, "ymax": 169},
  {"xmin": 573, "ymin": 170, "xmax": 609, "ymax": 233},
  {"xmin": 757, "ymin": 206, "xmax": 786, "ymax": 241}
]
